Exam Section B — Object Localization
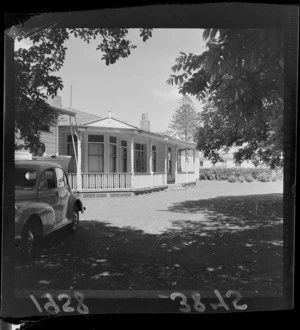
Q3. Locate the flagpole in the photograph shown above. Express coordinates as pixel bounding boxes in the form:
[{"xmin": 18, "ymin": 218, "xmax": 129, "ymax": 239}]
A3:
[{"xmin": 70, "ymin": 84, "xmax": 73, "ymax": 109}]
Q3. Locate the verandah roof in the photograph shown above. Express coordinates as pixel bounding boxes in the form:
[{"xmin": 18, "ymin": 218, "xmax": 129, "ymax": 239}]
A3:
[{"xmin": 60, "ymin": 125, "xmax": 196, "ymax": 149}]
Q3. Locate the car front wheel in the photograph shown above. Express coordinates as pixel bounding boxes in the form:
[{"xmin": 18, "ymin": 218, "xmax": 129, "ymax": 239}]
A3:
[{"xmin": 69, "ymin": 205, "xmax": 79, "ymax": 233}]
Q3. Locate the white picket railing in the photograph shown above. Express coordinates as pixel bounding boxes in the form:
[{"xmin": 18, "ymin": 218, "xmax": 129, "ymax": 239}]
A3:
[
  {"xmin": 68, "ymin": 174, "xmax": 77, "ymax": 190},
  {"xmin": 83, "ymin": 173, "xmax": 132, "ymax": 190},
  {"xmin": 68, "ymin": 173, "xmax": 131, "ymax": 191},
  {"xmin": 68, "ymin": 172, "xmax": 166, "ymax": 191}
]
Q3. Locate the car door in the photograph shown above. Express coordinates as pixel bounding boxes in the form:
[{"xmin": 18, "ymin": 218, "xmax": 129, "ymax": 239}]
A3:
[
  {"xmin": 55, "ymin": 167, "xmax": 71, "ymax": 221},
  {"xmin": 38, "ymin": 168, "xmax": 61, "ymax": 226}
]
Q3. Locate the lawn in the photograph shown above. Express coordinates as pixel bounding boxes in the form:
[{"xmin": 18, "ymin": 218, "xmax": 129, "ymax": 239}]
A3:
[{"xmin": 15, "ymin": 181, "xmax": 284, "ymax": 300}]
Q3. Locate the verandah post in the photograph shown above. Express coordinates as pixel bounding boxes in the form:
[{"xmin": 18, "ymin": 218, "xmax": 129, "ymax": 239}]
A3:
[
  {"xmin": 174, "ymin": 145, "xmax": 178, "ymax": 184},
  {"xmin": 149, "ymin": 139, "xmax": 153, "ymax": 186},
  {"xmin": 164, "ymin": 142, "xmax": 168, "ymax": 185},
  {"xmin": 77, "ymin": 131, "xmax": 82, "ymax": 191},
  {"xmin": 185, "ymin": 148, "xmax": 188, "ymax": 185},
  {"xmin": 130, "ymin": 136, "xmax": 135, "ymax": 189}
]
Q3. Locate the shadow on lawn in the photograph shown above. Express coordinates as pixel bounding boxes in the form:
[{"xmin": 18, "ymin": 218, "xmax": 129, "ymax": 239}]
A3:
[
  {"xmin": 161, "ymin": 193, "xmax": 283, "ymax": 232},
  {"xmin": 14, "ymin": 193, "xmax": 283, "ymax": 293}
]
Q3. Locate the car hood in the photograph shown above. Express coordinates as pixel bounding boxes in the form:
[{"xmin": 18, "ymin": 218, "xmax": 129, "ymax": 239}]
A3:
[{"xmin": 15, "ymin": 189, "xmax": 37, "ymax": 203}]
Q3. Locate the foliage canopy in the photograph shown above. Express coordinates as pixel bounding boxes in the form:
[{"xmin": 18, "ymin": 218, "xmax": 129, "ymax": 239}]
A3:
[
  {"xmin": 167, "ymin": 29, "xmax": 284, "ymax": 168},
  {"xmin": 13, "ymin": 27, "xmax": 153, "ymax": 152},
  {"xmin": 168, "ymin": 95, "xmax": 199, "ymax": 141}
]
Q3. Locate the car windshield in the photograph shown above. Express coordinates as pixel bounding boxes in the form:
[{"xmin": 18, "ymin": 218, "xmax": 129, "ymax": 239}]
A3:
[{"xmin": 15, "ymin": 168, "xmax": 37, "ymax": 190}]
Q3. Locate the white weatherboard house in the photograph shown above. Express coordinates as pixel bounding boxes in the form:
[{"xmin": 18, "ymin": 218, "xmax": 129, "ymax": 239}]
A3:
[
  {"xmin": 59, "ymin": 112, "xmax": 199, "ymax": 196},
  {"xmin": 15, "ymin": 101, "xmax": 76, "ymax": 160}
]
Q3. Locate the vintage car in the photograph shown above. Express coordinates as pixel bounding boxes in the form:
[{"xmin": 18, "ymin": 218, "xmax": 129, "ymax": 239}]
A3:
[{"xmin": 15, "ymin": 160, "xmax": 85, "ymax": 258}]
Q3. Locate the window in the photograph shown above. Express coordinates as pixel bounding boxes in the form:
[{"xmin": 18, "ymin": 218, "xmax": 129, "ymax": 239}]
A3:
[
  {"xmin": 89, "ymin": 135, "xmax": 104, "ymax": 143},
  {"xmin": 200, "ymin": 161, "xmax": 204, "ymax": 167},
  {"xmin": 109, "ymin": 136, "xmax": 117, "ymax": 144},
  {"xmin": 221, "ymin": 161, "xmax": 228, "ymax": 168},
  {"xmin": 168, "ymin": 147, "xmax": 172, "ymax": 174},
  {"xmin": 134, "ymin": 143, "xmax": 146, "ymax": 172},
  {"xmin": 67, "ymin": 135, "xmax": 77, "ymax": 173},
  {"xmin": 88, "ymin": 135, "xmax": 104, "ymax": 172},
  {"xmin": 39, "ymin": 169, "xmax": 56, "ymax": 189},
  {"xmin": 152, "ymin": 145, "xmax": 157, "ymax": 172},
  {"xmin": 39, "ymin": 123, "xmax": 51, "ymax": 132},
  {"xmin": 121, "ymin": 140, "xmax": 128, "ymax": 172},
  {"xmin": 15, "ymin": 168, "xmax": 37, "ymax": 189},
  {"xmin": 235, "ymin": 161, "xmax": 241, "ymax": 167},
  {"xmin": 55, "ymin": 168, "xmax": 66, "ymax": 188},
  {"xmin": 109, "ymin": 136, "xmax": 117, "ymax": 172}
]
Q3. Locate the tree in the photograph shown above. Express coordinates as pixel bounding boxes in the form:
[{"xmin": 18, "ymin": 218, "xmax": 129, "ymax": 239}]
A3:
[
  {"xmin": 167, "ymin": 29, "xmax": 284, "ymax": 168},
  {"xmin": 168, "ymin": 95, "xmax": 199, "ymax": 141},
  {"xmin": 12, "ymin": 27, "xmax": 153, "ymax": 152}
]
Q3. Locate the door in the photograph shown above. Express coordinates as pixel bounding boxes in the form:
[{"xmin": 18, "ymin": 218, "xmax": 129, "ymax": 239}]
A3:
[
  {"xmin": 55, "ymin": 167, "xmax": 71, "ymax": 221},
  {"xmin": 38, "ymin": 168, "xmax": 61, "ymax": 226}
]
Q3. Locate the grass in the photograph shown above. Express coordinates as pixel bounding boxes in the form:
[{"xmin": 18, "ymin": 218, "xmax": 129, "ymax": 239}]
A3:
[{"xmin": 15, "ymin": 188, "xmax": 283, "ymax": 299}]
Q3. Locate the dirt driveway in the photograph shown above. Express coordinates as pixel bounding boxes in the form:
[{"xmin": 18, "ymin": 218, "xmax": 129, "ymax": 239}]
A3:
[{"xmin": 15, "ymin": 181, "xmax": 284, "ymax": 298}]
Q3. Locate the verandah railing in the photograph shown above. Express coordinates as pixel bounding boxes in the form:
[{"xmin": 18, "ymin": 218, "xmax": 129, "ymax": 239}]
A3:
[
  {"xmin": 68, "ymin": 172, "xmax": 166, "ymax": 191},
  {"xmin": 68, "ymin": 173, "xmax": 132, "ymax": 191}
]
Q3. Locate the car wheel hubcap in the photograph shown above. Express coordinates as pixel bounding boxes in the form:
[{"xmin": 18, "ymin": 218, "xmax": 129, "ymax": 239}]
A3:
[
  {"xmin": 27, "ymin": 230, "xmax": 34, "ymax": 255},
  {"xmin": 73, "ymin": 212, "xmax": 78, "ymax": 227}
]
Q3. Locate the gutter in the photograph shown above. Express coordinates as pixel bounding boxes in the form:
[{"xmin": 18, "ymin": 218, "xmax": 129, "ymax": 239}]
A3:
[{"xmin": 59, "ymin": 125, "xmax": 196, "ymax": 148}]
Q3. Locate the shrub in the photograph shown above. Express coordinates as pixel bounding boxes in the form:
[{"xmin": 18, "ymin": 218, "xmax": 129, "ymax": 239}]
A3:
[
  {"xmin": 237, "ymin": 176, "xmax": 244, "ymax": 183},
  {"xmin": 245, "ymin": 175, "xmax": 254, "ymax": 182},
  {"xmin": 199, "ymin": 171, "xmax": 208, "ymax": 180},
  {"xmin": 271, "ymin": 173, "xmax": 277, "ymax": 182},
  {"xmin": 277, "ymin": 169, "xmax": 283, "ymax": 181},
  {"xmin": 271, "ymin": 169, "xmax": 283, "ymax": 181},
  {"xmin": 257, "ymin": 172, "xmax": 271, "ymax": 182},
  {"xmin": 199, "ymin": 166, "xmax": 274, "ymax": 181},
  {"xmin": 227, "ymin": 175, "xmax": 237, "ymax": 183},
  {"xmin": 250, "ymin": 168, "xmax": 272, "ymax": 180}
]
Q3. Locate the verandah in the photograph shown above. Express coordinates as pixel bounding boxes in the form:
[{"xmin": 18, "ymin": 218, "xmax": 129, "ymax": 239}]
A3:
[{"xmin": 62, "ymin": 128, "xmax": 197, "ymax": 192}]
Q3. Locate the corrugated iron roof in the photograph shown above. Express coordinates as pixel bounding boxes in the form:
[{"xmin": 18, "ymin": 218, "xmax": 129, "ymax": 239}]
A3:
[{"xmin": 58, "ymin": 107, "xmax": 101, "ymax": 126}]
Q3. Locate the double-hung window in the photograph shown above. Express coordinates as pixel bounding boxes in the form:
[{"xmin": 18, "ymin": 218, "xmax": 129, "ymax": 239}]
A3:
[
  {"xmin": 152, "ymin": 145, "xmax": 157, "ymax": 172},
  {"xmin": 88, "ymin": 135, "xmax": 104, "ymax": 172},
  {"xmin": 109, "ymin": 136, "xmax": 117, "ymax": 172},
  {"xmin": 134, "ymin": 143, "xmax": 146, "ymax": 172},
  {"xmin": 121, "ymin": 140, "xmax": 128, "ymax": 172}
]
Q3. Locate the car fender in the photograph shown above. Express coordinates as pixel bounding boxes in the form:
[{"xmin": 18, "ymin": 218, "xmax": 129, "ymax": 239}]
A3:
[
  {"xmin": 15, "ymin": 201, "xmax": 55, "ymax": 237},
  {"xmin": 67, "ymin": 194, "xmax": 85, "ymax": 220}
]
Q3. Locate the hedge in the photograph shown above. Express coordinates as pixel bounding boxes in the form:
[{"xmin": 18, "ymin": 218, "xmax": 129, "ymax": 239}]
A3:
[
  {"xmin": 228, "ymin": 175, "xmax": 237, "ymax": 183},
  {"xmin": 199, "ymin": 167, "xmax": 279, "ymax": 182}
]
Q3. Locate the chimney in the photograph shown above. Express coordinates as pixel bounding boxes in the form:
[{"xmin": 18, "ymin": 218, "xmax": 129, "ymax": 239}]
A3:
[
  {"xmin": 53, "ymin": 95, "xmax": 62, "ymax": 108},
  {"xmin": 140, "ymin": 113, "xmax": 150, "ymax": 131}
]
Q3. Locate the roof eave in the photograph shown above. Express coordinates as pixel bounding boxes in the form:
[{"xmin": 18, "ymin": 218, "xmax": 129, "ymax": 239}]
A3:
[
  {"xmin": 51, "ymin": 106, "xmax": 76, "ymax": 116},
  {"xmin": 58, "ymin": 125, "xmax": 196, "ymax": 147}
]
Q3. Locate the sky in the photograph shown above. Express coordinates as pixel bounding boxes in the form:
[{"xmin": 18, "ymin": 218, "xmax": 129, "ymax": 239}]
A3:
[{"xmin": 16, "ymin": 29, "xmax": 206, "ymax": 132}]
